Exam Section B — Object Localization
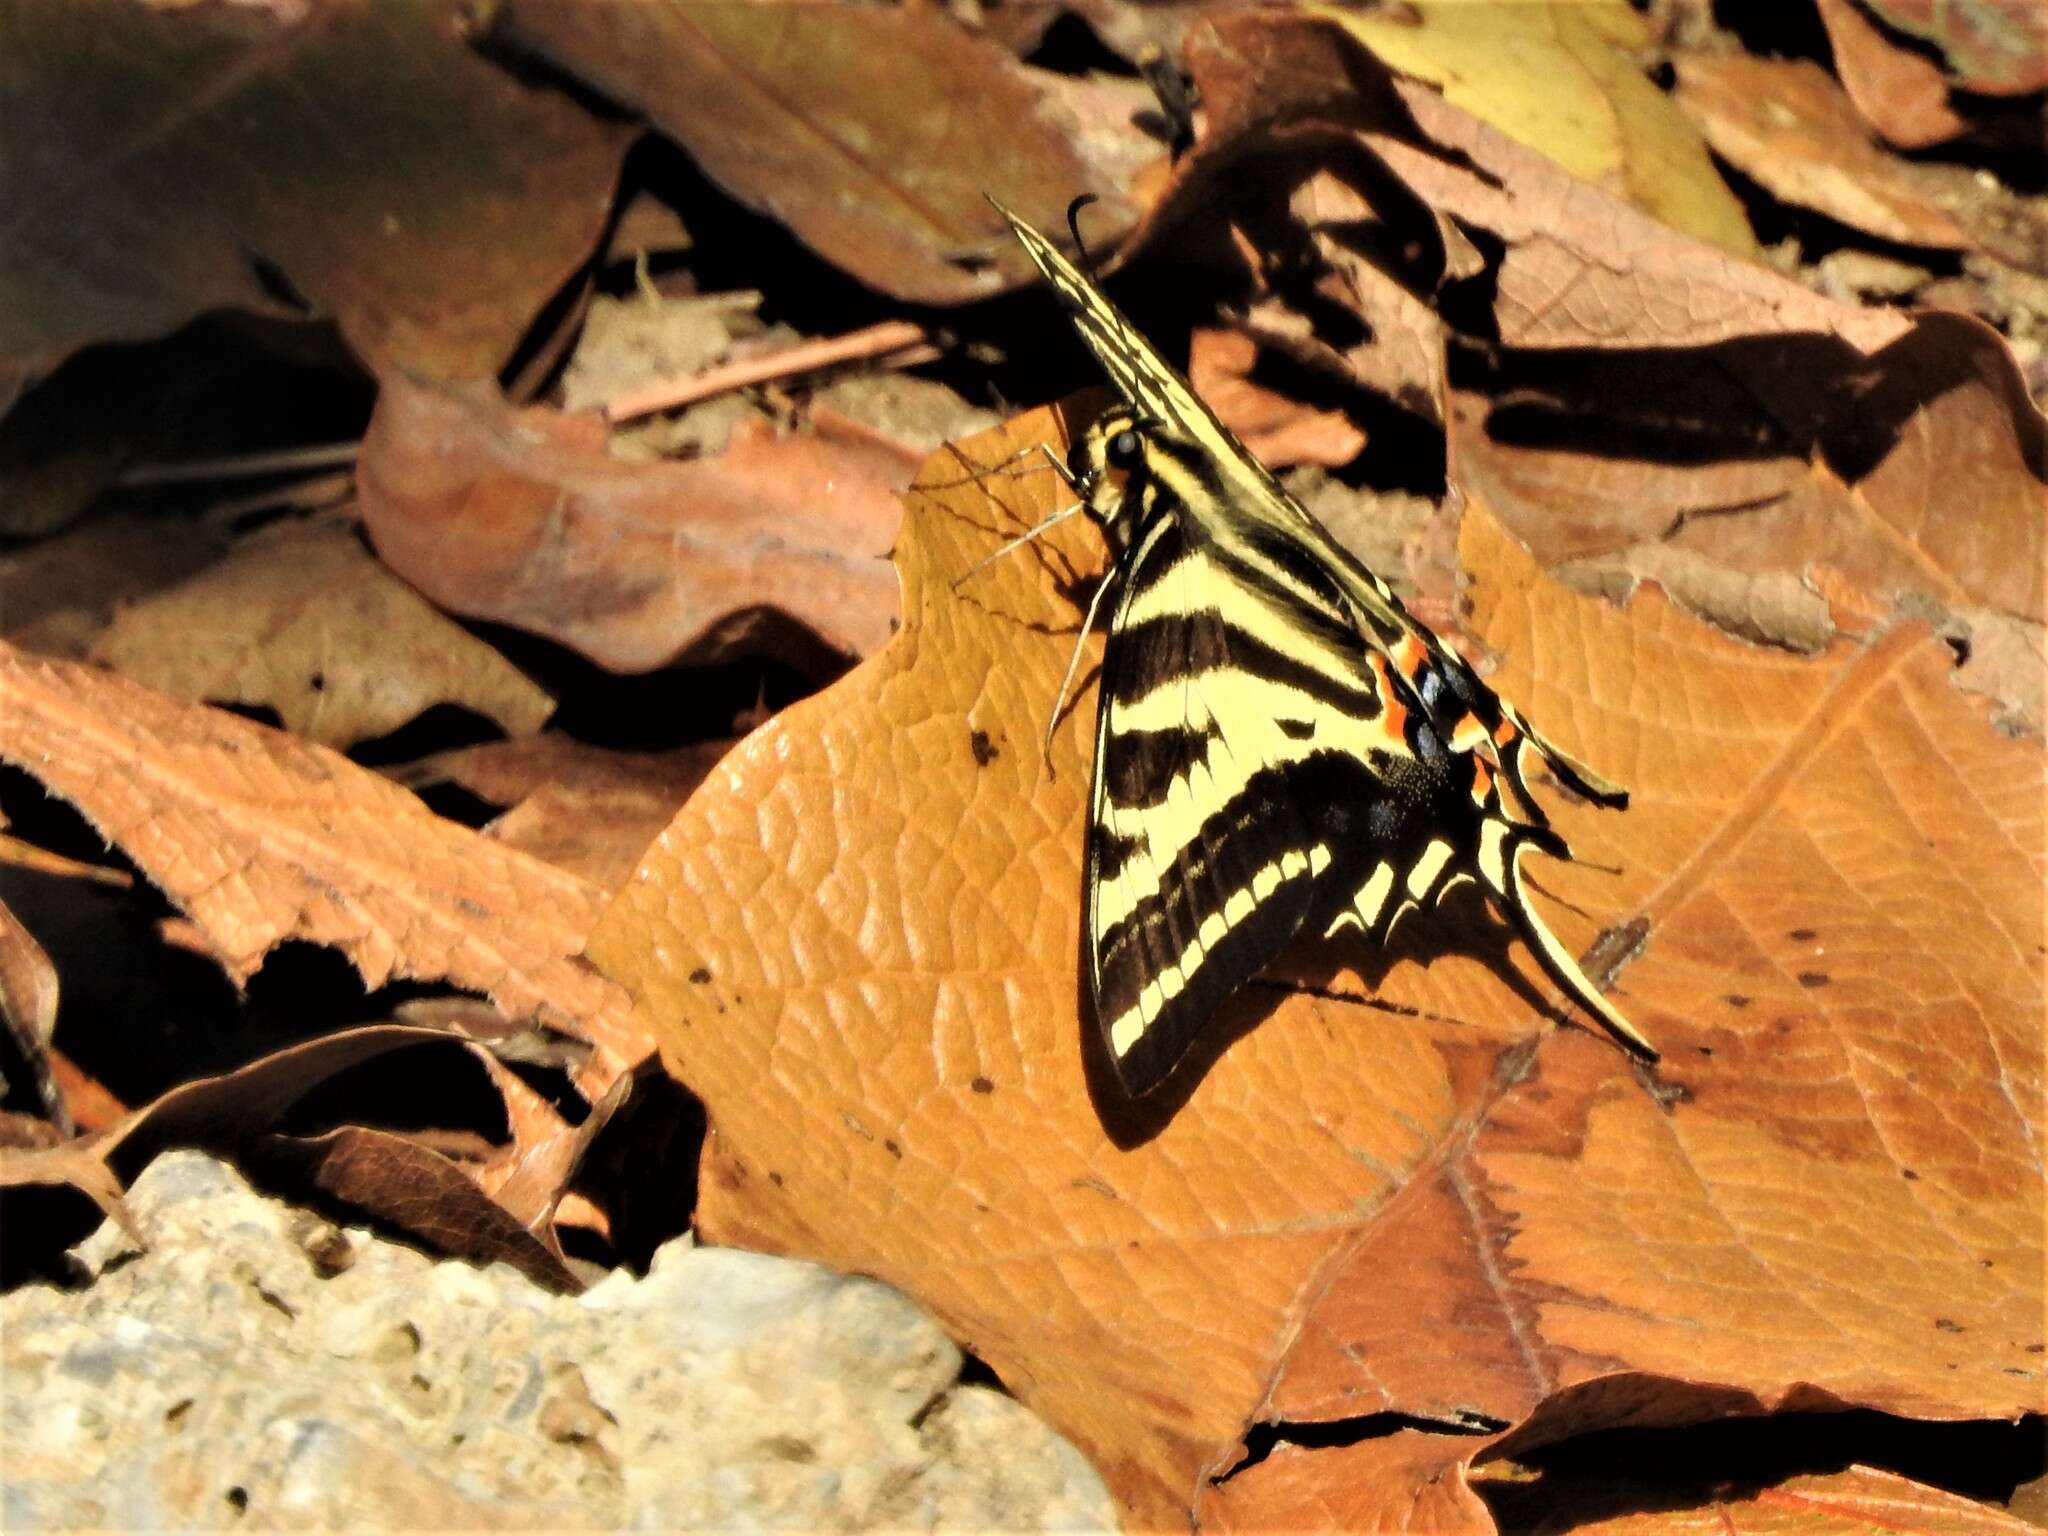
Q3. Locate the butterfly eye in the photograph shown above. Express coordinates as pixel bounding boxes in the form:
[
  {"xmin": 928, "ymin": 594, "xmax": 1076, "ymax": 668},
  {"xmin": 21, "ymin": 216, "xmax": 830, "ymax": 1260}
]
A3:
[{"xmin": 1106, "ymin": 429, "xmax": 1143, "ymax": 469}]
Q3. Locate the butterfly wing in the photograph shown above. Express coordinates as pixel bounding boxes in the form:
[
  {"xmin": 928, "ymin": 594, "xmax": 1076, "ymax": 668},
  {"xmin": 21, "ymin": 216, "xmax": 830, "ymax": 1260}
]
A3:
[{"xmin": 1086, "ymin": 500, "xmax": 1418, "ymax": 1094}]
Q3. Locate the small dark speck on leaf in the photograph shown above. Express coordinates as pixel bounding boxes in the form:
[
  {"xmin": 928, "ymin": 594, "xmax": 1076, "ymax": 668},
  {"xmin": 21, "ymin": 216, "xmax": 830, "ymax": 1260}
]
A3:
[
  {"xmin": 308, "ymin": 672, "xmax": 326, "ymax": 693},
  {"xmin": 971, "ymin": 1076, "xmax": 994, "ymax": 1094},
  {"xmin": 1797, "ymin": 971, "xmax": 1829, "ymax": 988},
  {"xmin": 688, "ymin": 967, "xmax": 711, "ymax": 984},
  {"xmin": 1902, "ymin": 1168, "xmax": 1920, "ymax": 1180},
  {"xmin": 1724, "ymin": 995, "xmax": 1750, "ymax": 1008},
  {"xmin": 1697, "ymin": 1045, "xmax": 1714, "ymax": 1056},
  {"xmin": 970, "ymin": 729, "xmax": 999, "ymax": 767},
  {"xmin": 768, "ymin": 1171, "xmax": 783, "ymax": 1187},
  {"xmin": 1789, "ymin": 927, "xmax": 1816, "ymax": 941},
  {"xmin": 884, "ymin": 1139, "xmax": 903, "ymax": 1160},
  {"xmin": 1935, "ymin": 1318, "xmax": 1963, "ymax": 1332}
]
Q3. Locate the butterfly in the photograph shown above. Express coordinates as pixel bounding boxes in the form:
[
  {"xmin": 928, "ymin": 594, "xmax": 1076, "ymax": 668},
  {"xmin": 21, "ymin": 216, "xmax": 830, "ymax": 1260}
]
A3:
[{"xmin": 980, "ymin": 197, "xmax": 1655, "ymax": 1096}]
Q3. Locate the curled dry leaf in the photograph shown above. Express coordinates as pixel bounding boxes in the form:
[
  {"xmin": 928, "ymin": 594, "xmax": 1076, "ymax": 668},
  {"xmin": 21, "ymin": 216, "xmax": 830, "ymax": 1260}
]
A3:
[
  {"xmin": 88, "ymin": 517, "xmax": 555, "ymax": 750},
  {"xmin": 497, "ymin": 0, "xmax": 1156, "ymax": 303},
  {"xmin": 253, "ymin": 1124, "xmax": 580, "ymax": 1293},
  {"xmin": 0, "ymin": 643, "xmax": 646, "ymax": 1094},
  {"xmin": 6, "ymin": 1024, "xmax": 584, "ymax": 1287},
  {"xmin": 356, "ymin": 376, "xmax": 917, "ymax": 670},
  {"xmin": 1175, "ymin": 14, "xmax": 1910, "ymax": 355},
  {"xmin": 0, "ymin": 900, "xmax": 65, "ymax": 1130},
  {"xmin": 1670, "ymin": 55, "xmax": 1972, "ymax": 252},
  {"xmin": 1316, "ymin": 0, "xmax": 1758, "ymax": 258},
  {"xmin": 0, "ymin": 0, "xmax": 630, "ymax": 399},
  {"xmin": 590, "ymin": 410, "xmax": 2043, "ymax": 1528}
]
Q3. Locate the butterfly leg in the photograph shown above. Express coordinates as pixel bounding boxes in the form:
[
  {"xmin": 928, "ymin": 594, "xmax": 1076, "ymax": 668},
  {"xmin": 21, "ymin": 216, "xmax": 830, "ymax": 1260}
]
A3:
[{"xmin": 1041, "ymin": 561, "xmax": 1123, "ymax": 775}]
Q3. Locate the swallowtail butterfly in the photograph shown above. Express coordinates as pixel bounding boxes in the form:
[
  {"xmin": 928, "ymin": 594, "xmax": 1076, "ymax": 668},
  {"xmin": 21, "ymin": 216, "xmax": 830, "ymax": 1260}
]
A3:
[{"xmin": 984, "ymin": 198, "xmax": 1656, "ymax": 1096}]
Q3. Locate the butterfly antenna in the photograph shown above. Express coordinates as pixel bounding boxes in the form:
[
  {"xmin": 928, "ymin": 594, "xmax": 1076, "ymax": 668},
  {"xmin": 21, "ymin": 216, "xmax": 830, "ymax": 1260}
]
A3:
[{"xmin": 1066, "ymin": 194, "xmax": 1101, "ymax": 278}]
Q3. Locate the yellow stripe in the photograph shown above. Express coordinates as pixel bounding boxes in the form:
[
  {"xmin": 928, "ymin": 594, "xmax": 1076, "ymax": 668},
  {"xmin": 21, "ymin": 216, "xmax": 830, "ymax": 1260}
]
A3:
[
  {"xmin": 1104, "ymin": 845, "xmax": 1319, "ymax": 1058},
  {"xmin": 1407, "ymin": 838, "xmax": 1454, "ymax": 898}
]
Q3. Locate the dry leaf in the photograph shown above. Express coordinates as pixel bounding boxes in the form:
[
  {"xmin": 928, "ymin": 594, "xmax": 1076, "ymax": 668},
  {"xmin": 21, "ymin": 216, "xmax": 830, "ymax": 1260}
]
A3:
[
  {"xmin": 1450, "ymin": 311, "xmax": 2047, "ymax": 661},
  {"xmin": 88, "ymin": 516, "xmax": 555, "ymax": 750},
  {"xmin": 1671, "ymin": 55, "xmax": 1971, "ymax": 251},
  {"xmin": 1177, "ymin": 15, "xmax": 1910, "ymax": 355},
  {"xmin": 590, "ymin": 411, "xmax": 2043, "ymax": 1528},
  {"xmin": 1488, "ymin": 1460, "xmax": 2038, "ymax": 1536},
  {"xmin": 1313, "ymin": 0, "xmax": 1759, "ymax": 258},
  {"xmin": 0, "ymin": 511, "xmax": 230, "ymax": 658},
  {"xmin": 1855, "ymin": 0, "xmax": 2048, "ymax": 98},
  {"xmin": 1188, "ymin": 328, "xmax": 1367, "ymax": 468},
  {"xmin": 253, "ymin": 1124, "xmax": 581, "ymax": 1292},
  {"xmin": 1813, "ymin": 0, "xmax": 1970, "ymax": 150},
  {"xmin": 356, "ymin": 375, "xmax": 917, "ymax": 669},
  {"xmin": 497, "ymin": 0, "xmax": 1156, "ymax": 303},
  {"xmin": 0, "ymin": 644, "xmax": 646, "ymax": 1091},
  {"xmin": 0, "ymin": 0, "xmax": 630, "ymax": 398},
  {"xmin": 0, "ymin": 900, "xmax": 65, "ymax": 1130}
]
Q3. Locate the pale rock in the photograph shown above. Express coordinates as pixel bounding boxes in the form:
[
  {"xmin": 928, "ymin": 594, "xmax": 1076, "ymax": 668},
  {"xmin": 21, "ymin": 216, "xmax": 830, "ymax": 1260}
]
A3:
[{"xmin": 1, "ymin": 1151, "xmax": 1115, "ymax": 1531}]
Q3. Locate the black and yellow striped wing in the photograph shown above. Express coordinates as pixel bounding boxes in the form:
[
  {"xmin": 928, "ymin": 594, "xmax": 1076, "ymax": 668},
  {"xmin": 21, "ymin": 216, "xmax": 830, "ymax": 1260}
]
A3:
[{"xmin": 991, "ymin": 198, "xmax": 1655, "ymax": 1097}]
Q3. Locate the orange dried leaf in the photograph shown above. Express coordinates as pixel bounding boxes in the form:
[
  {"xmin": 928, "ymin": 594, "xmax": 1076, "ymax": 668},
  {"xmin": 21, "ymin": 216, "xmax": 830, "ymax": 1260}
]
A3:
[
  {"xmin": 497, "ymin": 0, "xmax": 1158, "ymax": 304},
  {"xmin": 357, "ymin": 376, "xmax": 916, "ymax": 670},
  {"xmin": 0, "ymin": 645, "xmax": 646, "ymax": 1087},
  {"xmin": 591, "ymin": 411, "xmax": 2044, "ymax": 1527},
  {"xmin": 1670, "ymin": 55, "xmax": 1971, "ymax": 252}
]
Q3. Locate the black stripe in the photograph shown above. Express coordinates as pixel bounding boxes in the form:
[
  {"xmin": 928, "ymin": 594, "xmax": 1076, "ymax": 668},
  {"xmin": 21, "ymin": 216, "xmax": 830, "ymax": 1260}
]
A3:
[
  {"xmin": 1109, "ymin": 610, "xmax": 1385, "ymax": 723},
  {"xmin": 1095, "ymin": 848, "xmax": 1314, "ymax": 1099},
  {"xmin": 1102, "ymin": 722, "xmax": 1220, "ymax": 809},
  {"xmin": 1093, "ymin": 759, "xmax": 1318, "ymax": 965}
]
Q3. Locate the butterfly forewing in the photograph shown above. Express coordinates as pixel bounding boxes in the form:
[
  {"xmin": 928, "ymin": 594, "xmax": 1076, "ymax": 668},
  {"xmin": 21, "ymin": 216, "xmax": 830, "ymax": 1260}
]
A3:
[{"xmin": 987, "ymin": 196, "xmax": 1656, "ymax": 1095}]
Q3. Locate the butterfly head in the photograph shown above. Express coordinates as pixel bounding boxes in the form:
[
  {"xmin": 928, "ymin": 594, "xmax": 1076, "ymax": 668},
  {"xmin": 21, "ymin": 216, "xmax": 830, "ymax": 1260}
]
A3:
[{"xmin": 1066, "ymin": 407, "xmax": 1168, "ymax": 549}]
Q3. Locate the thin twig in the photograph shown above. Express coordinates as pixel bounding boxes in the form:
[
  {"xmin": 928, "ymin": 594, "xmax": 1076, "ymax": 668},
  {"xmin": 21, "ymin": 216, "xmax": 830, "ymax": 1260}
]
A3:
[
  {"xmin": 602, "ymin": 319, "xmax": 934, "ymax": 425},
  {"xmin": 116, "ymin": 440, "xmax": 361, "ymax": 488}
]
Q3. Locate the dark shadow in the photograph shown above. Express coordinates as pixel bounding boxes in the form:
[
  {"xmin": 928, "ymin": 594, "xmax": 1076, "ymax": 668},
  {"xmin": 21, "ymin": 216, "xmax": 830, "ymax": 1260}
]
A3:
[
  {"xmin": 1482, "ymin": 1403, "xmax": 2045, "ymax": 1532},
  {"xmin": 1458, "ymin": 312, "xmax": 2046, "ymax": 492}
]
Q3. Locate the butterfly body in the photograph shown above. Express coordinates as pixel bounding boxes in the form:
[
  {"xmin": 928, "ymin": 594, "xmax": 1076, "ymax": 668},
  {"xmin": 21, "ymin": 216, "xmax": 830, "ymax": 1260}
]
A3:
[{"xmin": 991, "ymin": 199, "xmax": 1655, "ymax": 1095}]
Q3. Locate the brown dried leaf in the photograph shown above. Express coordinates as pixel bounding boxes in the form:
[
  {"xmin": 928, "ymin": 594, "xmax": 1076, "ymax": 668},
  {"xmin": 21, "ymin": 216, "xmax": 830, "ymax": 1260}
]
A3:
[
  {"xmin": 1813, "ymin": 0, "xmax": 1971, "ymax": 149},
  {"xmin": 356, "ymin": 375, "xmax": 916, "ymax": 670},
  {"xmin": 393, "ymin": 736, "xmax": 732, "ymax": 894},
  {"xmin": 1856, "ymin": 0, "xmax": 2048, "ymax": 98},
  {"xmin": 0, "ymin": 0, "xmax": 630, "ymax": 399},
  {"xmin": 590, "ymin": 411, "xmax": 2043, "ymax": 1527},
  {"xmin": 1188, "ymin": 328, "xmax": 1367, "ymax": 468},
  {"xmin": 497, "ymin": 0, "xmax": 1157, "ymax": 304},
  {"xmin": 87, "ymin": 517, "xmax": 555, "ymax": 750},
  {"xmin": 0, "ymin": 898, "xmax": 64, "ymax": 1131},
  {"xmin": 1320, "ymin": 0, "xmax": 1758, "ymax": 257},
  {"xmin": 253, "ymin": 1125, "xmax": 580, "ymax": 1292},
  {"xmin": 1451, "ymin": 311, "xmax": 2048, "ymax": 657},
  {"xmin": 1671, "ymin": 55, "xmax": 1972, "ymax": 251},
  {"xmin": 0, "ymin": 644, "xmax": 646, "ymax": 1088}
]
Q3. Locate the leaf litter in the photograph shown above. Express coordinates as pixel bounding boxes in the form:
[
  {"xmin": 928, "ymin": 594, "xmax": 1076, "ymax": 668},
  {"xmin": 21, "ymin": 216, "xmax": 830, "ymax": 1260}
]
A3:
[{"xmin": 0, "ymin": 1, "xmax": 2041, "ymax": 1527}]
